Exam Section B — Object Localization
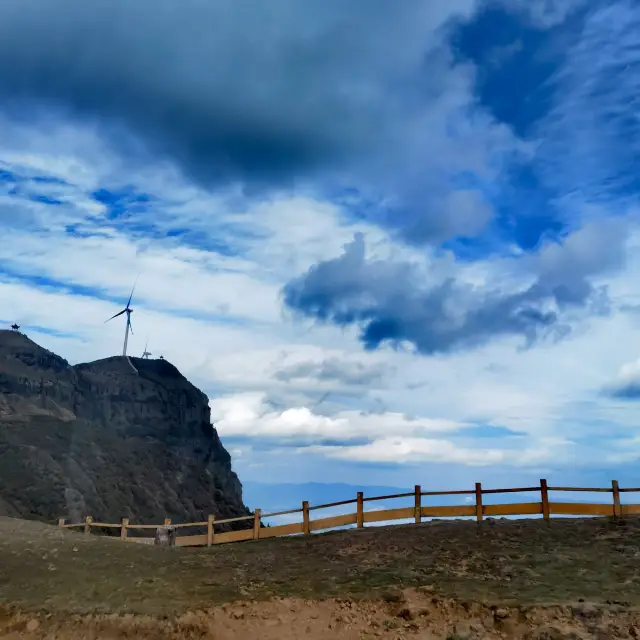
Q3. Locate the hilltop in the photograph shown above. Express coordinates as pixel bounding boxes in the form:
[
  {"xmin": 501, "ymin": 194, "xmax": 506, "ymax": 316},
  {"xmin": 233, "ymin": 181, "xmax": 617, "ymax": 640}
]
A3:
[
  {"xmin": 0, "ymin": 515, "xmax": 639, "ymax": 639},
  {"xmin": 0, "ymin": 330, "xmax": 250, "ymax": 526}
]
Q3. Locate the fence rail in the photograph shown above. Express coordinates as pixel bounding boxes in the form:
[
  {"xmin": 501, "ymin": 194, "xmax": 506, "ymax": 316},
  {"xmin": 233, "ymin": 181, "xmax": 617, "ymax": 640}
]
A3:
[{"xmin": 57, "ymin": 478, "xmax": 639, "ymax": 548}]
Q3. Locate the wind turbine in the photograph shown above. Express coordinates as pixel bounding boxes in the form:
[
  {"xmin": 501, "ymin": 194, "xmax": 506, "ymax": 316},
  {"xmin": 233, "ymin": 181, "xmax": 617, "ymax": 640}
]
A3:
[
  {"xmin": 105, "ymin": 280, "xmax": 137, "ymax": 357},
  {"xmin": 142, "ymin": 339, "xmax": 152, "ymax": 359},
  {"xmin": 10, "ymin": 323, "xmax": 19, "ymax": 332}
]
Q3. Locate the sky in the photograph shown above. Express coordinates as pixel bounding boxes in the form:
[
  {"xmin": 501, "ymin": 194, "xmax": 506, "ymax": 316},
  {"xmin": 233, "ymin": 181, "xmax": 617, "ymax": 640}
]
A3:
[{"xmin": 2, "ymin": 0, "xmax": 640, "ymax": 510}]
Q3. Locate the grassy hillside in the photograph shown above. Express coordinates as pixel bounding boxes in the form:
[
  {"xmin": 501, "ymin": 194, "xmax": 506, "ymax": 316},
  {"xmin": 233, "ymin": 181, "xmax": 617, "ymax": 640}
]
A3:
[{"xmin": 1, "ymin": 515, "xmax": 639, "ymax": 615}]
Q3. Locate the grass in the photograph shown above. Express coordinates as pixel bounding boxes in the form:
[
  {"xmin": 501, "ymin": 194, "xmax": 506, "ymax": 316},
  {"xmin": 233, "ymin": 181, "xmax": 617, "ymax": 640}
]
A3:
[{"xmin": 1, "ymin": 515, "xmax": 640, "ymax": 616}]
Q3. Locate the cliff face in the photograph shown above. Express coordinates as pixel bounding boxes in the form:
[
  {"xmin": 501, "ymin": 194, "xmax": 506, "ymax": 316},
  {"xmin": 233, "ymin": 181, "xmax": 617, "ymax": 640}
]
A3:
[{"xmin": 0, "ymin": 330, "xmax": 249, "ymax": 526}]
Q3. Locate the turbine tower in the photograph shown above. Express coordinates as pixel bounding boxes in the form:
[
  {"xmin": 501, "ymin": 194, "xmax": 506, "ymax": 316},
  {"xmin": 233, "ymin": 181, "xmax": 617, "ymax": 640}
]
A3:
[{"xmin": 105, "ymin": 281, "xmax": 137, "ymax": 356}]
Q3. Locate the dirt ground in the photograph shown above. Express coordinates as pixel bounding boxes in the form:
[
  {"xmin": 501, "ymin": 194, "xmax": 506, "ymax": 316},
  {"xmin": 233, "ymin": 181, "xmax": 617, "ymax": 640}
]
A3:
[{"xmin": 1, "ymin": 515, "xmax": 640, "ymax": 639}]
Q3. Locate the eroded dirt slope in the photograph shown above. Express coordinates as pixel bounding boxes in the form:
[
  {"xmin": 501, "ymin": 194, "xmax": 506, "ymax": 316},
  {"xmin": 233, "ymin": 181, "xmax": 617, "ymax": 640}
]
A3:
[{"xmin": 2, "ymin": 591, "xmax": 639, "ymax": 639}]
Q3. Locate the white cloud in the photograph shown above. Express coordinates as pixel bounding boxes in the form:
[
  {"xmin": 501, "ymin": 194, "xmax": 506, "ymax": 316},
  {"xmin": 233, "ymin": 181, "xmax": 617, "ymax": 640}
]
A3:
[
  {"xmin": 616, "ymin": 359, "xmax": 640, "ymax": 384},
  {"xmin": 0, "ymin": 280, "xmax": 268, "ymax": 364},
  {"xmin": 308, "ymin": 434, "xmax": 575, "ymax": 466},
  {"xmin": 211, "ymin": 392, "xmax": 467, "ymax": 441},
  {"xmin": 534, "ymin": 0, "xmax": 640, "ymax": 212},
  {"xmin": 499, "ymin": 0, "xmax": 585, "ymax": 27},
  {"xmin": 0, "ymin": 227, "xmax": 282, "ymax": 323}
]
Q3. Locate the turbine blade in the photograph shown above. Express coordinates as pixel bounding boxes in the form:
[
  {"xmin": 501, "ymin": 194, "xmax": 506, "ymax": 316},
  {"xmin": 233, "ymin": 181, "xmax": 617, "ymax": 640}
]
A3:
[
  {"xmin": 128, "ymin": 317, "xmax": 133, "ymax": 335},
  {"xmin": 126, "ymin": 274, "xmax": 140, "ymax": 308},
  {"xmin": 105, "ymin": 308, "xmax": 126, "ymax": 323}
]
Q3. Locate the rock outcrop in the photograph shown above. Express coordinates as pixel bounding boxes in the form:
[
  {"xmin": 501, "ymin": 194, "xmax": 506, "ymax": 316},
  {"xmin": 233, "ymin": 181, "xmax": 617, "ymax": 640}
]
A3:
[{"xmin": 0, "ymin": 330, "xmax": 250, "ymax": 527}]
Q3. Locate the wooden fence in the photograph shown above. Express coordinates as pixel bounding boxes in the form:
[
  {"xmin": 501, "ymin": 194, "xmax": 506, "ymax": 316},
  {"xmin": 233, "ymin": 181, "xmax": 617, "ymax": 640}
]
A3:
[{"xmin": 57, "ymin": 479, "xmax": 640, "ymax": 548}]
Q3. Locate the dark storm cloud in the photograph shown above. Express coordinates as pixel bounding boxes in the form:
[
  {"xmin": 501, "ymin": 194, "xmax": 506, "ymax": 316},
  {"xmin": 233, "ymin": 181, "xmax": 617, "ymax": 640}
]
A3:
[
  {"xmin": 282, "ymin": 222, "xmax": 627, "ymax": 355},
  {"xmin": 0, "ymin": 1, "xmax": 471, "ymax": 184},
  {"xmin": 608, "ymin": 382, "xmax": 640, "ymax": 400},
  {"xmin": 0, "ymin": 0, "xmax": 529, "ymax": 244}
]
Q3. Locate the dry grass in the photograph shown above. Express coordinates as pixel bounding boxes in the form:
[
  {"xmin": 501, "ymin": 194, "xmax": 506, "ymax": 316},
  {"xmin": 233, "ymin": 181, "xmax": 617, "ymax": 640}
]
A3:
[{"xmin": 1, "ymin": 514, "xmax": 640, "ymax": 617}]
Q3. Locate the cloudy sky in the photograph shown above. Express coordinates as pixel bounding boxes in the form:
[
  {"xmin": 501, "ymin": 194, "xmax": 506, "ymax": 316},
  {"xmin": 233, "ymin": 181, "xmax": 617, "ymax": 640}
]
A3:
[{"xmin": 2, "ymin": 0, "xmax": 640, "ymax": 500}]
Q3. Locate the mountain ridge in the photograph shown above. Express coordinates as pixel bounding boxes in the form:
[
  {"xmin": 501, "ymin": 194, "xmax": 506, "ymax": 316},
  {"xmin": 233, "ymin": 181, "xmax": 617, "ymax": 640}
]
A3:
[{"xmin": 0, "ymin": 329, "xmax": 250, "ymax": 527}]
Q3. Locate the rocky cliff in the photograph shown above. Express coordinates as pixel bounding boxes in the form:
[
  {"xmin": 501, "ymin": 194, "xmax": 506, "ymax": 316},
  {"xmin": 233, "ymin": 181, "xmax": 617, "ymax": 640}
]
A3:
[{"xmin": 0, "ymin": 330, "xmax": 250, "ymax": 527}]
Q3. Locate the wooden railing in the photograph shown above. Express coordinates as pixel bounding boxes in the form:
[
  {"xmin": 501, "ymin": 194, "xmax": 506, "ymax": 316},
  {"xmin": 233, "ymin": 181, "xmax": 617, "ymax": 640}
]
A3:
[{"xmin": 57, "ymin": 479, "xmax": 640, "ymax": 547}]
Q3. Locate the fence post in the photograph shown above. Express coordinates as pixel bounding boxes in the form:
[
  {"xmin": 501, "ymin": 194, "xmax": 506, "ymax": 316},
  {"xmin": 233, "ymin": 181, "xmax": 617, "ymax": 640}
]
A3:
[
  {"xmin": 414, "ymin": 485, "xmax": 421, "ymax": 524},
  {"xmin": 253, "ymin": 509, "xmax": 261, "ymax": 540},
  {"xmin": 356, "ymin": 492, "xmax": 364, "ymax": 528},
  {"xmin": 121, "ymin": 517, "xmax": 129, "ymax": 540},
  {"xmin": 84, "ymin": 516, "xmax": 92, "ymax": 537},
  {"xmin": 58, "ymin": 518, "xmax": 65, "ymax": 528},
  {"xmin": 475, "ymin": 483, "xmax": 483, "ymax": 523},
  {"xmin": 612, "ymin": 480, "xmax": 621, "ymax": 520},
  {"xmin": 302, "ymin": 501, "xmax": 310, "ymax": 535},
  {"xmin": 207, "ymin": 514, "xmax": 215, "ymax": 547},
  {"xmin": 540, "ymin": 479, "xmax": 550, "ymax": 522}
]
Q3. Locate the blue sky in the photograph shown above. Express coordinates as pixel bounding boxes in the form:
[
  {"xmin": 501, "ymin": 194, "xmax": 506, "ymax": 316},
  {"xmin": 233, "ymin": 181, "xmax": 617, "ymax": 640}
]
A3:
[{"xmin": 1, "ymin": 0, "xmax": 640, "ymax": 511}]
